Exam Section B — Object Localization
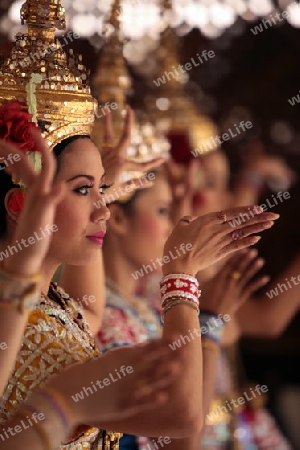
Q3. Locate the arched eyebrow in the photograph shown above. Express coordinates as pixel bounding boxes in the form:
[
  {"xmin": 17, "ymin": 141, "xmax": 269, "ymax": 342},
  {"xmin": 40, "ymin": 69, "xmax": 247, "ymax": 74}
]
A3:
[{"xmin": 67, "ymin": 172, "xmax": 106, "ymax": 183}]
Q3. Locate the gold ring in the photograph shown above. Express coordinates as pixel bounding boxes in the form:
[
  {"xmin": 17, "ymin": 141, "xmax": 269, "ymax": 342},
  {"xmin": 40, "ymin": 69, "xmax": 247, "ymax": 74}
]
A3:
[
  {"xmin": 137, "ymin": 381, "xmax": 153, "ymax": 398},
  {"xmin": 231, "ymin": 271, "xmax": 241, "ymax": 280},
  {"xmin": 217, "ymin": 210, "xmax": 227, "ymax": 223},
  {"xmin": 103, "ymin": 143, "xmax": 115, "ymax": 148}
]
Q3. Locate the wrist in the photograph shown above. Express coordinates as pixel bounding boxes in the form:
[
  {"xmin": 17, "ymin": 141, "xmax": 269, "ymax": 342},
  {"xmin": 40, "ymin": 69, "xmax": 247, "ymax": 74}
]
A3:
[
  {"xmin": 0, "ymin": 265, "xmax": 42, "ymax": 313},
  {"xmin": 199, "ymin": 310, "xmax": 228, "ymax": 344},
  {"xmin": 19, "ymin": 387, "xmax": 75, "ymax": 450},
  {"xmin": 202, "ymin": 337, "xmax": 220, "ymax": 356},
  {"xmin": 160, "ymin": 273, "xmax": 201, "ymax": 322},
  {"xmin": 47, "ymin": 375, "xmax": 81, "ymax": 428},
  {"xmin": 162, "ymin": 265, "xmax": 195, "ymax": 277},
  {"xmin": 3, "ymin": 258, "xmax": 42, "ymax": 278}
]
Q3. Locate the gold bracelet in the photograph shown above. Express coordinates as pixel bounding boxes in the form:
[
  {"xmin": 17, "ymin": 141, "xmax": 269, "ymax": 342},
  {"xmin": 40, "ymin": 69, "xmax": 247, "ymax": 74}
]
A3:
[
  {"xmin": 202, "ymin": 339, "xmax": 220, "ymax": 356},
  {"xmin": 22, "ymin": 388, "xmax": 74, "ymax": 450},
  {"xmin": 0, "ymin": 266, "xmax": 42, "ymax": 313},
  {"xmin": 162, "ymin": 298, "xmax": 199, "ymax": 323}
]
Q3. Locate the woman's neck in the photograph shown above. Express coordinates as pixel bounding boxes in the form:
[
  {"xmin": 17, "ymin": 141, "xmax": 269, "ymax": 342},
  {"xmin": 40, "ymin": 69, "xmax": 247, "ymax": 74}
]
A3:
[
  {"xmin": 41, "ymin": 262, "xmax": 58, "ymax": 295},
  {"xmin": 103, "ymin": 245, "xmax": 137, "ymax": 299}
]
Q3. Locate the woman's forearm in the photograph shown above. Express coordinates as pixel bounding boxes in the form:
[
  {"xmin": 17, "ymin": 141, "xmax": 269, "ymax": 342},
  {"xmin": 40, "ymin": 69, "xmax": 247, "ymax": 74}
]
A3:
[
  {"xmin": 201, "ymin": 340, "xmax": 220, "ymax": 419},
  {"xmin": 237, "ymin": 255, "xmax": 300, "ymax": 337},
  {"xmin": 0, "ymin": 309, "xmax": 30, "ymax": 395},
  {"xmin": 162, "ymin": 305, "xmax": 203, "ymax": 429},
  {"xmin": 92, "ymin": 306, "xmax": 203, "ymax": 438}
]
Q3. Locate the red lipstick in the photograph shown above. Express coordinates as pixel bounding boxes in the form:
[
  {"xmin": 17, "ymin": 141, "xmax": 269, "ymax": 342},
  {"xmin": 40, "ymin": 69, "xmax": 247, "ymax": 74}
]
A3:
[{"xmin": 86, "ymin": 231, "xmax": 106, "ymax": 246}]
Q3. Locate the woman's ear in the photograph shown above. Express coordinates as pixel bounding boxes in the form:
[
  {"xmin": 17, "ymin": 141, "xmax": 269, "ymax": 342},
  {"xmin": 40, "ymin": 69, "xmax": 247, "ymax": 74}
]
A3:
[
  {"xmin": 107, "ymin": 203, "xmax": 131, "ymax": 236},
  {"xmin": 4, "ymin": 188, "xmax": 26, "ymax": 223}
]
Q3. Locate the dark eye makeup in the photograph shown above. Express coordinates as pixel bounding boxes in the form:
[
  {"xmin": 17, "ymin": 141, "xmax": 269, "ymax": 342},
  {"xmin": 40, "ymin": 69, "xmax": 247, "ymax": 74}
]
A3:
[{"xmin": 74, "ymin": 183, "xmax": 113, "ymax": 196}]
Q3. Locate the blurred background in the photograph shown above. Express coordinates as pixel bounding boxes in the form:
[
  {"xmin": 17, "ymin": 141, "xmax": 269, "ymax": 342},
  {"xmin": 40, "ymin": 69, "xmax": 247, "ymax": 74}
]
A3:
[{"xmin": 1, "ymin": 0, "xmax": 300, "ymax": 448}]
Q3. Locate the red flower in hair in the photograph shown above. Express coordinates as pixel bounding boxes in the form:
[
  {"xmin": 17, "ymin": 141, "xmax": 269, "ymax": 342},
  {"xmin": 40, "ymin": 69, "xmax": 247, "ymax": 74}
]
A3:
[
  {"xmin": 0, "ymin": 102, "xmax": 39, "ymax": 153},
  {"xmin": 7, "ymin": 190, "xmax": 28, "ymax": 214}
]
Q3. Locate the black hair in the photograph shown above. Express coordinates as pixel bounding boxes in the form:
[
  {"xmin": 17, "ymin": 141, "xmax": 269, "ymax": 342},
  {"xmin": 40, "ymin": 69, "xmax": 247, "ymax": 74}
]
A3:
[
  {"xmin": 52, "ymin": 135, "xmax": 90, "ymax": 171},
  {"xmin": 0, "ymin": 167, "xmax": 18, "ymax": 237},
  {"xmin": 0, "ymin": 134, "xmax": 90, "ymax": 238}
]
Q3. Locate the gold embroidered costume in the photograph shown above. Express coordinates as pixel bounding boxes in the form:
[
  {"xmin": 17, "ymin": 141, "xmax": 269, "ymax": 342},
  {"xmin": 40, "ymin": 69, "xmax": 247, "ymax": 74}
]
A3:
[
  {"xmin": 0, "ymin": 283, "xmax": 121, "ymax": 449},
  {"xmin": 0, "ymin": 0, "xmax": 122, "ymax": 447}
]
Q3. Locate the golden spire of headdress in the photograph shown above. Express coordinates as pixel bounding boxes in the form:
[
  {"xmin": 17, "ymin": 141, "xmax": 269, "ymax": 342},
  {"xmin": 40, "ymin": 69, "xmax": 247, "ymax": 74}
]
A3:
[
  {"xmin": 91, "ymin": 0, "xmax": 131, "ymax": 146},
  {"xmin": 147, "ymin": 0, "xmax": 218, "ymax": 154},
  {"xmin": 20, "ymin": 0, "xmax": 66, "ymax": 29},
  {"xmin": 91, "ymin": 0, "xmax": 169, "ymax": 169},
  {"xmin": 0, "ymin": 0, "xmax": 97, "ymax": 149}
]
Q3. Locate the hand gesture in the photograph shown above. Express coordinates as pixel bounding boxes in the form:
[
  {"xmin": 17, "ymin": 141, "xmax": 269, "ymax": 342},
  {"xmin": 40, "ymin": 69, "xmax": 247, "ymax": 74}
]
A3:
[
  {"xmin": 164, "ymin": 159, "xmax": 197, "ymax": 223},
  {"xmin": 100, "ymin": 107, "xmax": 164, "ymax": 202},
  {"xmin": 162, "ymin": 206, "xmax": 279, "ymax": 277},
  {"xmin": 200, "ymin": 249, "xmax": 270, "ymax": 317},
  {"xmin": 242, "ymin": 139, "xmax": 296, "ymax": 189},
  {"xmin": 0, "ymin": 130, "xmax": 64, "ymax": 276}
]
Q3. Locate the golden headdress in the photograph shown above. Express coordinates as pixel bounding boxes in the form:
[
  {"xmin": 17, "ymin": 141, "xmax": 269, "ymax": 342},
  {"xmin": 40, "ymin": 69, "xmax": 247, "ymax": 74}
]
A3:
[
  {"xmin": 0, "ymin": 0, "xmax": 97, "ymax": 150},
  {"xmin": 146, "ymin": 0, "xmax": 218, "ymax": 156},
  {"xmin": 91, "ymin": 0, "xmax": 170, "ymax": 172}
]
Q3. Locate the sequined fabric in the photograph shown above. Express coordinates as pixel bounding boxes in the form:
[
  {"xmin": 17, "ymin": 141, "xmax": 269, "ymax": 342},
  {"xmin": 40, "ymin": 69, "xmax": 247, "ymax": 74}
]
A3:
[
  {"xmin": 97, "ymin": 285, "xmax": 162, "ymax": 450},
  {"xmin": 0, "ymin": 282, "xmax": 121, "ymax": 450},
  {"xmin": 98, "ymin": 286, "xmax": 161, "ymax": 351}
]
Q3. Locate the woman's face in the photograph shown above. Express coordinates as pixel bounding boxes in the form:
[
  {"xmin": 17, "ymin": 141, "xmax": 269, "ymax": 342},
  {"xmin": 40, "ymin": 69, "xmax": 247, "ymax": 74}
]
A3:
[
  {"xmin": 116, "ymin": 175, "xmax": 173, "ymax": 271},
  {"xmin": 47, "ymin": 138, "xmax": 110, "ymax": 266},
  {"xmin": 193, "ymin": 151, "xmax": 231, "ymax": 216}
]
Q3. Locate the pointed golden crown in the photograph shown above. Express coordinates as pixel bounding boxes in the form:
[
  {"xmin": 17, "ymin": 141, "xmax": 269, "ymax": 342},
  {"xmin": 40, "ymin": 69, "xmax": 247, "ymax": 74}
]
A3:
[
  {"xmin": 91, "ymin": 0, "xmax": 131, "ymax": 146},
  {"xmin": 91, "ymin": 0, "xmax": 170, "ymax": 173},
  {"xmin": 147, "ymin": 23, "xmax": 218, "ymax": 154},
  {"xmin": 0, "ymin": 0, "xmax": 97, "ymax": 149}
]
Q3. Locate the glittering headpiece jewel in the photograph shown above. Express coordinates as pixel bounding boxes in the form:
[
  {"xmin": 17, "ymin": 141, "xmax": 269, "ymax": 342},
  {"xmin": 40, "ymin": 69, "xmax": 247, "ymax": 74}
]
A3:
[{"xmin": 0, "ymin": 0, "xmax": 97, "ymax": 150}]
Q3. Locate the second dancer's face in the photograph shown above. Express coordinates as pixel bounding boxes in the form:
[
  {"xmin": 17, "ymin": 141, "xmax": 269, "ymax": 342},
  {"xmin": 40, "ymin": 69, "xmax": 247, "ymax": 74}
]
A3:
[{"xmin": 118, "ymin": 176, "xmax": 173, "ymax": 271}]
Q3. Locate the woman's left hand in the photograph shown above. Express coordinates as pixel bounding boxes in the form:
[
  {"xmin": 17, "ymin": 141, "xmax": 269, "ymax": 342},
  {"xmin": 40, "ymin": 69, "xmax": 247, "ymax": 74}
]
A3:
[
  {"xmin": 200, "ymin": 249, "xmax": 270, "ymax": 317},
  {"xmin": 100, "ymin": 107, "xmax": 164, "ymax": 202},
  {"xmin": 164, "ymin": 159, "xmax": 197, "ymax": 224}
]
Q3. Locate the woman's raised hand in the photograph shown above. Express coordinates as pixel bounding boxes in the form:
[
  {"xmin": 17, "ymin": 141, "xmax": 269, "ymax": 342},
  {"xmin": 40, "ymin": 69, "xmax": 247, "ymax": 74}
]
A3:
[
  {"xmin": 0, "ymin": 130, "xmax": 64, "ymax": 276},
  {"xmin": 162, "ymin": 206, "xmax": 279, "ymax": 277},
  {"xmin": 100, "ymin": 107, "xmax": 164, "ymax": 200},
  {"xmin": 164, "ymin": 159, "xmax": 197, "ymax": 224},
  {"xmin": 200, "ymin": 249, "xmax": 270, "ymax": 317}
]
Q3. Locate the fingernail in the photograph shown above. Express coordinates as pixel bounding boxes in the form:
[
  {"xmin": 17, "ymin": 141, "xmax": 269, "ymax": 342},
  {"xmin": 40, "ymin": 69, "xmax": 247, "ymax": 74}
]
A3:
[
  {"xmin": 271, "ymin": 213, "xmax": 280, "ymax": 219},
  {"xmin": 264, "ymin": 221, "xmax": 274, "ymax": 228},
  {"xmin": 251, "ymin": 236, "xmax": 262, "ymax": 244},
  {"xmin": 249, "ymin": 249, "xmax": 258, "ymax": 257}
]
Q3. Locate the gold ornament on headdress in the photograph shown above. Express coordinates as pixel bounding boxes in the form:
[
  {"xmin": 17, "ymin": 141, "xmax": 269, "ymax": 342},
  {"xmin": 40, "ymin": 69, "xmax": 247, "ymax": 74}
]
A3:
[
  {"xmin": 91, "ymin": 0, "xmax": 170, "ymax": 190},
  {"xmin": 146, "ymin": 0, "xmax": 218, "ymax": 155},
  {"xmin": 91, "ymin": 0, "xmax": 130, "ymax": 147},
  {"xmin": 0, "ymin": 0, "xmax": 97, "ymax": 151}
]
